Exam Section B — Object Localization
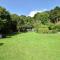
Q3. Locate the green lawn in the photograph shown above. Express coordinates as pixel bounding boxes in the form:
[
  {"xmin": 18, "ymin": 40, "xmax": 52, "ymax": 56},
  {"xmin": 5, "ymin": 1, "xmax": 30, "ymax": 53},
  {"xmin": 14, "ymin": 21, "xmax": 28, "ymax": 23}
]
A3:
[{"xmin": 0, "ymin": 32, "xmax": 60, "ymax": 60}]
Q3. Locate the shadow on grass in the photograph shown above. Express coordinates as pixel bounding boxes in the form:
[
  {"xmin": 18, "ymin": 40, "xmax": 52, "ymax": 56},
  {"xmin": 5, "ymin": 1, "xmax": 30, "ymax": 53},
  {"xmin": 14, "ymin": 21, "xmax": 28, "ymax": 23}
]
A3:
[
  {"xmin": 0, "ymin": 32, "xmax": 23, "ymax": 39},
  {"xmin": 7, "ymin": 32, "xmax": 20, "ymax": 36},
  {"xmin": 3, "ymin": 32, "xmax": 21, "ymax": 39},
  {"xmin": 0, "ymin": 43, "xmax": 4, "ymax": 46}
]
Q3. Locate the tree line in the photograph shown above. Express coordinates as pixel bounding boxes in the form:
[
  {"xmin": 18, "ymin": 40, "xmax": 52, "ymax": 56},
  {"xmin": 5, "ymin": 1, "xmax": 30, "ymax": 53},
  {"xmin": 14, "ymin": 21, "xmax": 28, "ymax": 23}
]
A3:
[{"xmin": 0, "ymin": 6, "xmax": 60, "ymax": 35}]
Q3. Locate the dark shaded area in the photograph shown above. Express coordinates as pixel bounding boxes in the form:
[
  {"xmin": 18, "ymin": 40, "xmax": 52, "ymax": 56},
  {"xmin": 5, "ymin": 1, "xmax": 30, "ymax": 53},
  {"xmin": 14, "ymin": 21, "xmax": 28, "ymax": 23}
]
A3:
[
  {"xmin": 7, "ymin": 32, "xmax": 19, "ymax": 36},
  {"xmin": 0, "ymin": 34, "xmax": 7, "ymax": 38},
  {"xmin": 0, "ymin": 32, "xmax": 20, "ymax": 39},
  {"xmin": 0, "ymin": 43, "xmax": 4, "ymax": 46}
]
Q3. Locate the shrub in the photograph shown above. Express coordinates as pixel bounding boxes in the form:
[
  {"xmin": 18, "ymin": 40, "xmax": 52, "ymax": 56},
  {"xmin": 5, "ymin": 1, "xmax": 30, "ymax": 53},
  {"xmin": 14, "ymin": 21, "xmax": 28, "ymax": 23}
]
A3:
[
  {"xmin": 37, "ymin": 27, "xmax": 49, "ymax": 33},
  {"xmin": 35, "ymin": 24, "xmax": 49, "ymax": 33},
  {"xmin": 47, "ymin": 23, "xmax": 57, "ymax": 33},
  {"xmin": 48, "ymin": 30, "xmax": 57, "ymax": 33},
  {"xmin": 54, "ymin": 22, "xmax": 60, "ymax": 31},
  {"xmin": 48, "ymin": 23, "xmax": 55, "ymax": 30}
]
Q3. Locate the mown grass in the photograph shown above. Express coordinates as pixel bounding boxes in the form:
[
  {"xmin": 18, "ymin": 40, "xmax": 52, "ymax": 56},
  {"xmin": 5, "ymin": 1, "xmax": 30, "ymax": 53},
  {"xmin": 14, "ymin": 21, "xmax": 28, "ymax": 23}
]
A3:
[{"xmin": 0, "ymin": 32, "xmax": 60, "ymax": 60}]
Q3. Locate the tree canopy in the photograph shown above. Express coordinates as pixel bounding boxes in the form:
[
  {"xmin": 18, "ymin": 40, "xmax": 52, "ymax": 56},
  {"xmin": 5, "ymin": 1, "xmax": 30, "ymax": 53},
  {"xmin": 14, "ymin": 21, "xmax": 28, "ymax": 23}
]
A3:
[{"xmin": 0, "ymin": 6, "xmax": 60, "ymax": 35}]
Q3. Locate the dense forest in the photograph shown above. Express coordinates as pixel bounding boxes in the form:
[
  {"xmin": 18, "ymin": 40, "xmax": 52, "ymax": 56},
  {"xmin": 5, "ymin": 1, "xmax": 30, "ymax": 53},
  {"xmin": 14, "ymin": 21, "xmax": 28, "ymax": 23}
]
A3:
[{"xmin": 0, "ymin": 6, "xmax": 60, "ymax": 36}]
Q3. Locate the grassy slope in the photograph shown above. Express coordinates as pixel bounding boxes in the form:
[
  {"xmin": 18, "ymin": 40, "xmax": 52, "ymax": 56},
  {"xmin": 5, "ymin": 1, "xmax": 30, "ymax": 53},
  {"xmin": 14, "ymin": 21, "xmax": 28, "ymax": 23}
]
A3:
[{"xmin": 0, "ymin": 32, "xmax": 60, "ymax": 60}]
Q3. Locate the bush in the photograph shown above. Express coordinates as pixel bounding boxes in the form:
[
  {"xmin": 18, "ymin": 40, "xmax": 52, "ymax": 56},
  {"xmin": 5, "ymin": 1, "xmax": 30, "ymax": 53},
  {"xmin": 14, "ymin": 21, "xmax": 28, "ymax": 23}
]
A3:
[
  {"xmin": 35, "ymin": 24, "xmax": 49, "ymax": 33},
  {"xmin": 37, "ymin": 27, "xmax": 49, "ymax": 33},
  {"xmin": 54, "ymin": 22, "xmax": 60, "ymax": 31},
  {"xmin": 48, "ymin": 23, "xmax": 55, "ymax": 30},
  {"xmin": 47, "ymin": 23, "xmax": 57, "ymax": 33},
  {"xmin": 48, "ymin": 30, "xmax": 57, "ymax": 33}
]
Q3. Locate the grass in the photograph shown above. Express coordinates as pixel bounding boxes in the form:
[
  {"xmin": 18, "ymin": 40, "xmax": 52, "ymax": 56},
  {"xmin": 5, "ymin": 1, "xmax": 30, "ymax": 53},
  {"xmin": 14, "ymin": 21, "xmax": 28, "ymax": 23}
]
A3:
[{"xmin": 0, "ymin": 32, "xmax": 60, "ymax": 60}]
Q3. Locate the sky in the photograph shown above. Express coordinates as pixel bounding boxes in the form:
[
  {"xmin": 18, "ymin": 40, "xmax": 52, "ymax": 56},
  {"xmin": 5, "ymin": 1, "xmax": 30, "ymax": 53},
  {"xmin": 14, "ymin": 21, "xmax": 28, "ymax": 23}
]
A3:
[{"xmin": 0, "ymin": 0, "xmax": 60, "ymax": 17}]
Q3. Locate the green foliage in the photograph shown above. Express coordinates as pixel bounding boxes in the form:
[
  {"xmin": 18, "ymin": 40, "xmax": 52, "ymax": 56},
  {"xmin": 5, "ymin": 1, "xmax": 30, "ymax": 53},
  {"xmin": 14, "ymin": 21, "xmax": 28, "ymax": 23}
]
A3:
[
  {"xmin": 34, "ymin": 24, "xmax": 49, "ymax": 33},
  {"xmin": 48, "ymin": 23, "xmax": 55, "ymax": 30},
  {"xmin": 34, "ymin": 12, "xmax": 49, "ymax": 24},
  {"xmin": 49, "ymin": 6, "xmax": 60, "ymax": 23},
  {"xmin": 0, "ymin": 6, "xmax": 60, "ymax": 34},
  {"xmin": 0, "ymin": 6, "xmax": 11, "ymax": 34},
  {"xmin": 37, "ymin": 27, "xmax": 49, "ymax": 33},
  {"xmin": 47, "ymin": 23, "xmax": 58, "ymax": 33},
  {"xmin": 54, "ymin": 22, "xmax": 60, "ymax": 31}
]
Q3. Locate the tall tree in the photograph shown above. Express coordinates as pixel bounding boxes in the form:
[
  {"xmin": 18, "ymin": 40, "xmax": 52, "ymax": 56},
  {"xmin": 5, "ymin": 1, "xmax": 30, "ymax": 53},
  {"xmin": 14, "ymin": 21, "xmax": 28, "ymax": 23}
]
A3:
[
  {"xmin": 49, "ymin": 6, "xmax": 60, "ymax": 23},
  {"xmin": 0, "ymin": 6, "xmax": 11, "ymax": 34},
  {"xmin": 34, "ymin": 12, "xmax": 49, "ymax": 24}
]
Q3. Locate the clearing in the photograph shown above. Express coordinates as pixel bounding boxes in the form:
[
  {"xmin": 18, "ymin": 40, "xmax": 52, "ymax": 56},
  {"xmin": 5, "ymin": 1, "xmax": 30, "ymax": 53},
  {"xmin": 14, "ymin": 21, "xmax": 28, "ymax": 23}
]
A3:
[{"xmin": 0, "ymin": 32, "xmax": 60, "ymax": 60}]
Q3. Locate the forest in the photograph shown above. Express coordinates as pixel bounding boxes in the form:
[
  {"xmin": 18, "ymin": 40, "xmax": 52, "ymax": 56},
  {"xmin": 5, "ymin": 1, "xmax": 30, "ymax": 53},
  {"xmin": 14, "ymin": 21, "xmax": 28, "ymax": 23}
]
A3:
[{"xmin": 0, "ymin": 6, "xmax": 60, "ymax": 36}]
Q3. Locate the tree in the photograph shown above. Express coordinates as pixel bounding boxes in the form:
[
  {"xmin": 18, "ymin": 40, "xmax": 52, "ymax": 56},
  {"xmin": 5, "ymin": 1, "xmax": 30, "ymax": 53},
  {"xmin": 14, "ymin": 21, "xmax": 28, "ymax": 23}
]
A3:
[
  {"xmin": 11, "ymin": 14, "xmax": 20, "ymax": 32},
  {"xmin": 0, "ymin": 6, "xmax": 11, "ymax": 34},
  {"xmin": 34, "ymin": 12, "xmax": 49, "ymax": 25},
  {"xmin": 49, "ymin": 6, "xmax": 60, "ymax": 23}
]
